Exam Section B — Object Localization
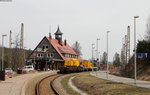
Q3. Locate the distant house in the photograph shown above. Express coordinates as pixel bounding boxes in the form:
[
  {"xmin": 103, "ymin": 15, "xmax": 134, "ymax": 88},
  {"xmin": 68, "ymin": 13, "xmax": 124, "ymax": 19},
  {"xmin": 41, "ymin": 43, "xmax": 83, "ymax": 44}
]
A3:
[{"xmin": 28, "ymin": 27, "xmax": 80, "ymax": 70}]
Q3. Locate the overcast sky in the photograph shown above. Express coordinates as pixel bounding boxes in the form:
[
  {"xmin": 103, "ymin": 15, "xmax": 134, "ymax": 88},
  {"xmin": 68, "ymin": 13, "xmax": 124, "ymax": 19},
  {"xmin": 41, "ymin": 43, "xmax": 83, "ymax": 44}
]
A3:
[{"xmin": 0, "ymin": 0, "xmax": 150, "ymax": 61}]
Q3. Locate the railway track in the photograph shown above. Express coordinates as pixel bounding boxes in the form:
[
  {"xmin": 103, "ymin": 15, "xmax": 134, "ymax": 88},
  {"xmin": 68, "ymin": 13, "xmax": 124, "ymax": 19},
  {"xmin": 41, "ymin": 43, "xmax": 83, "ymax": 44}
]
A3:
[{"xmin": 35, "ymin": 74, "xmax": 63, "ymax": 95}]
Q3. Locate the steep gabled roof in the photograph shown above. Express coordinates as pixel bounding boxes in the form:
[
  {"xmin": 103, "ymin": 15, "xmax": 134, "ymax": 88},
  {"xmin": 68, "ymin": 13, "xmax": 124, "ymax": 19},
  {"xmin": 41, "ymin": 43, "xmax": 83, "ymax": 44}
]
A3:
[{"xmin": 46, "ymin": 37, "xmax": 78, "ymax": 60}]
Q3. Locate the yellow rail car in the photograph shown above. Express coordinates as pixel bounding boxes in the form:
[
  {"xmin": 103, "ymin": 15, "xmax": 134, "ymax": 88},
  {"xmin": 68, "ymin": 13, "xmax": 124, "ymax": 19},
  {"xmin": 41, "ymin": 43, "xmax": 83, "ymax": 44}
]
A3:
[
  {"xmin": 59, "ymin": 59, "xmax": 97, "ymax": 73},
  {"xmin": 81, "ymin": 61, "xmax": 97, "ymax": 71},
  {"xmin": 64, "ymin": 60, "xmax": 73, "ymax": 66},
  {"xmin": 64, "ymin": 58, "xmax": 80, "ymax": 66},
  {"xmin": 81, "ymin": 61, "xmax": 92, "ymax": 71},
  {"xmin": 71, "ymin": 58, "xmax": 80, "ymax": 66},
  {"xmin": 59, "ymin": 58, "xmax": 82, "ymax": 73}
]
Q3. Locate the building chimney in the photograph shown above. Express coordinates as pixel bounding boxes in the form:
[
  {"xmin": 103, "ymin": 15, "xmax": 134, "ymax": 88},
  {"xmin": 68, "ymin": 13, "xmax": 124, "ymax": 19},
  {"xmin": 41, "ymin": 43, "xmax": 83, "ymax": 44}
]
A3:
[
  {"xmin": 64, "ymin": 39, "xmax": 67, "ymax": 46},
  {"xmin": 49, "ymin": 33, "xmax": 52, "ymax": 39}
]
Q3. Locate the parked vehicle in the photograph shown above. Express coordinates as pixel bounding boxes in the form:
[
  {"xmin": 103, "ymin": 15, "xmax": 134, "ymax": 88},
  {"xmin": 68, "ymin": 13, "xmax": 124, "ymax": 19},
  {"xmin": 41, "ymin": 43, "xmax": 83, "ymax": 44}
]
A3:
[
  {"xmin": 5, "ymin": 68, "xmax": 13, "ymax": 75},
  {"xmin": 5, "ymin": 68, "xmax": 13, "ymax": 78},
  {"xmin": 22, "ymin": 65, "xmax": 34, "ymax": 72}
]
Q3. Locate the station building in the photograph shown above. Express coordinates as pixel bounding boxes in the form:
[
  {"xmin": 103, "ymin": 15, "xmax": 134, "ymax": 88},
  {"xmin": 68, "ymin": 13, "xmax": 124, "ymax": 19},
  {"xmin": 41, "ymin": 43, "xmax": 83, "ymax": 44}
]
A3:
[{"xmin": 28, "ymin": 27, "xmax": 80, "ymax": 70}]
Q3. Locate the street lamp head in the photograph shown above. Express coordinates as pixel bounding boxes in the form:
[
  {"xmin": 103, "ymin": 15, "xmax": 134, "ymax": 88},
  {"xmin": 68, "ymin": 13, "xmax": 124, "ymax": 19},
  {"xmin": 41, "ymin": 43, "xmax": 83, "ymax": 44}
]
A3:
[
  {"xmin": 97, "ymin": 38, "xmax": 100, "ymax": 40},
  {"xmin": 134, "ymin": 16, "xmax": 139, "ymax": 18},
  {"xmin": 107, "ymin": 31, "xmax": 110, "ymax": 33},
  {"xmin": 2, "ymin": 34, "xmax": 7, "ymax": 37}
]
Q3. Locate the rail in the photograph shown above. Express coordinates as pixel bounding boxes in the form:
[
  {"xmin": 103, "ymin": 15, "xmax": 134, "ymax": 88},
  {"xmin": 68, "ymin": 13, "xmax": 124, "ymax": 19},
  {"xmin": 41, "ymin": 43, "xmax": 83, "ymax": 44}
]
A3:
[{"xmin": 35, "ymin": 74, "xmax": 62, "ymax": 95}]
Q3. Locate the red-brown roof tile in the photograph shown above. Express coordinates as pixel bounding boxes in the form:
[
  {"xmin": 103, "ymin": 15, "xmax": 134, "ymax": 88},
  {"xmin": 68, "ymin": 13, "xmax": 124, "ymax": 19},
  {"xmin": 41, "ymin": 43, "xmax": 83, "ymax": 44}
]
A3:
[{"xmin": 46, "ymin": 37, "xmax": 79, "ymax": 60}]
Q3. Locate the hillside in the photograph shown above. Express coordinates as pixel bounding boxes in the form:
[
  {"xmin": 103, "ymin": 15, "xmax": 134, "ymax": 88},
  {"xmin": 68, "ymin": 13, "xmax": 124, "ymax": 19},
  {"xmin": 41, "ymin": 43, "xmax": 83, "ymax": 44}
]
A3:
[
  {"xmin": 123, "ymin": 56, "xmax": 150, "ymax": 81},
  {"xmin": 121, "ymin": 40, "xmax": 150, "ymax": 81},
  {"xmin": 0, "ymin": 47, "xmax": 32, "ymax": 70}
]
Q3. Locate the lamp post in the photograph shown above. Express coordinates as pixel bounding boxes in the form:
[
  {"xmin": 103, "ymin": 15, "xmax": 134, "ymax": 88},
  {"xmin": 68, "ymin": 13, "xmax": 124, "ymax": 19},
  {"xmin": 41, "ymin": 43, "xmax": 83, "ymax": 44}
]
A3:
[
  {"xmin": 106, "ymin": 31, "xmax": 110, "ymax": 79},
  {"xmin": 2, "ymin": 34, "xmax": 7, "ymax": 71},
  {"xmin": 96, "ymin": 38, "xmax": 100, "ymax": 60},
  {"xmin": 92, "ymin": 43, "xmax": 95, "ymax": 72},
  {"xmin": 92, "ymin": 43, "xmax": 95, "ymax": 60},
  {"xmin": 96, "ymin": 38, "xmax": 100, "ymax": 75},
  {"xmin": 98, "ymin": 52, "xmax": 101, "ymax": 63},
  {"xmin": 97, "ymin": 51, "xmax": 101, "ymax": 73},
  {"xmin": 98, "ymin": 52, "xmax": 101, "ymax": 66},
  {"xmin": 134, "ymin": 16, "xmax": 139, "ymax": 84}
]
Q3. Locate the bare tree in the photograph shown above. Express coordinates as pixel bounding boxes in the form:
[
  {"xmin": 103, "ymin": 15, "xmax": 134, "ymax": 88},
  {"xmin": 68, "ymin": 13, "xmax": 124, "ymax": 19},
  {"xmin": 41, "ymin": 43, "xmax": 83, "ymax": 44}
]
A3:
[
  {"xmin": 0, "ymin": 46, "xmax": 2, "ymax": 70},
  {"xmin": 72, "ymin": 41, "xmax": 82, "ymax": 56},
  {"xmin": 145, "ymin": 16, "xmax": 150, "ymax": 42},
  {"xmin": 101, "ymin": 52, "xmax": 107, "ymax": 64},
  {"xmin": 12, "ymin": 34, "xmax": 20, "ymax": 70},
  {"xmin": 113, "ymin": 52, "xmax": 121, "ymax": 67},
  {"xmin": 8, "ymin": 48, "xmax": 12, "ymax": 68}
]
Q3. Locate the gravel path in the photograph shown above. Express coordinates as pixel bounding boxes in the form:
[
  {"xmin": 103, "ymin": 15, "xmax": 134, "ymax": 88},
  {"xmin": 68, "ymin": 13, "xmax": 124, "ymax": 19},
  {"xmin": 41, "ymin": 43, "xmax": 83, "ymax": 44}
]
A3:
[
  {"xmin": 91, "ymin": 71, "xmax": 150, "ymax": 89},
  {"xmin": 0, "ymin": 71, "xmax": 57, "ymax": 95},
  {"xmin": 68, "ymin": 76, "xmax": 88, "ymax": 95},
  {"xmin": 54, "ymin": 74, "xmax": 89, "ymax": 95}
]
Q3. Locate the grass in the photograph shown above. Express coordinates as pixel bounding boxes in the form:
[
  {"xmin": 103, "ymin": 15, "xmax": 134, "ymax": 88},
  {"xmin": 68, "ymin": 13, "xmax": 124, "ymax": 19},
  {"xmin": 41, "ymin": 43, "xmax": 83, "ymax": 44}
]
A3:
[
  {"xmin": 72, "ymin": 72, "xmax": 150, "ymax": 95},
  {"xmin": 61, "ymin": 75, "xmax": 80, "ymax": 95}
]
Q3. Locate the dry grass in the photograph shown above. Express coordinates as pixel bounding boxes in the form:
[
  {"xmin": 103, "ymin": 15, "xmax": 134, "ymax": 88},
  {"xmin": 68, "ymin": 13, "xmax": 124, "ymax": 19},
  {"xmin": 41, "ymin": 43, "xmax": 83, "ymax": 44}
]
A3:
[
  {"xmin": 72, "ymin": 72, "xmax": 150, "ymax": 95},
  {"xmin": 61, "ymin": 75, "xmax": 80, "ymax": 95}
]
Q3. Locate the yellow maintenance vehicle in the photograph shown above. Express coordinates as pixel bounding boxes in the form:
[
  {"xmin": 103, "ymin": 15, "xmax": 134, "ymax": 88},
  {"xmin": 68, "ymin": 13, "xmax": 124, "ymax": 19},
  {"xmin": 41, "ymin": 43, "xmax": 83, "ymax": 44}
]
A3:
[
  {"xmin": 81, "ymin": 61, "xmax": 97, "ymax": 71},
  {"xmin": 59, "ymin": 59, "xmax": 97, "ymax": 73}
]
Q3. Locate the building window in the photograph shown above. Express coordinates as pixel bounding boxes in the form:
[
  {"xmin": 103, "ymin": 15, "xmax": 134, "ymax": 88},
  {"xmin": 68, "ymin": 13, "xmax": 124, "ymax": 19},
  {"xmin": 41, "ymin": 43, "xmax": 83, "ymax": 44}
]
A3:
[
  {"xmin": 37, "ymin": 54, "xmax": 40, "ymax": 57},
  {"xmin": 42, "ymin": 46, "xmax": 45, "ymax": 50},
  {"xmin": 65, "ymin": 54, "xmax": 69, "ymax": 58},
  {"xmin": 75, "ymin": 55, "xmax": 77, "ymax": 58},
  {"xmin": 47, "ymin": 54, "xmax": 50, "ymax": 57},
  {"xmin": 50, "ymin": 53, "xmax": 54, "ymax": 58},
  {"xmin": 65, "ymin": 54, "xmax": 67, "ymax": 57},
  {"xmin": 42, "ymin": 45, "xmax": 49, "ymax": 51},
  {"xmin": 41, "ymin": 53, "xmax": 43, "ymax": 57},
  {"xmin": 37, "ymin": 53, "xmax": 43, "ymax": 57},
  {"xmin": 64, "ymin": 54, "xmax": 75, "ymax": 58},
  {"xmin": 46, "ymin": 45, "xmax": 49, "ymax": 49},
  {"xmin": 72, "ymin": 55, "xmax": 75, "ymax": 58}
]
